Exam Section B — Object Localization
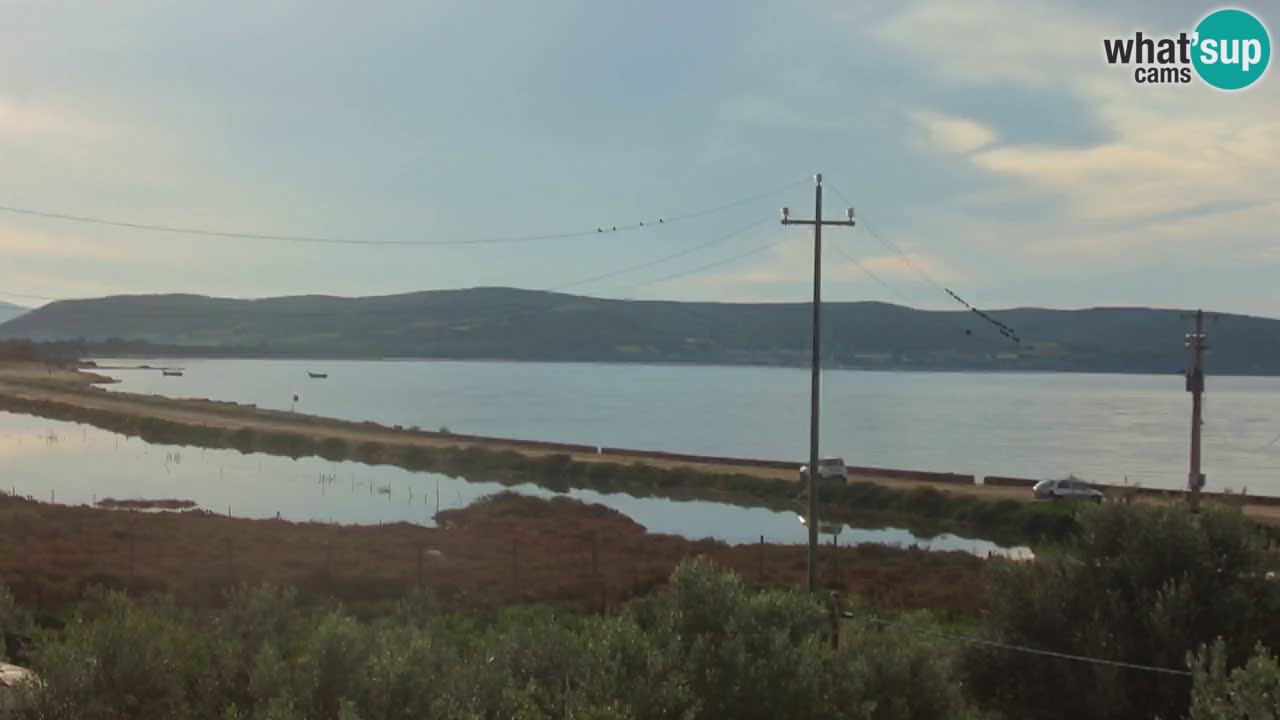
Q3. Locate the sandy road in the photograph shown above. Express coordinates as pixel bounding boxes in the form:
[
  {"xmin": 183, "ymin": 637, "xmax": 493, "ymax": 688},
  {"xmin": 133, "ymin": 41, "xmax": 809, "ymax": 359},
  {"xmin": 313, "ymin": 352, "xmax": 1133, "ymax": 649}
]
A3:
[
  {"xmin": 0, "ymin": 362, "xmax": 1032, "ymax": 500},
  {"xmin": 1, "ymin": 361, "xmax": 1276, "ymax": 522}
]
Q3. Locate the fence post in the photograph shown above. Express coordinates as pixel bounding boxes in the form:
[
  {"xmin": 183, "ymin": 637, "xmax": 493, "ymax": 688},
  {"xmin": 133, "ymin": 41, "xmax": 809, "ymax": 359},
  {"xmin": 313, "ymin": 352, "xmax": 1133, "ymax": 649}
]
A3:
[
  {"xmin": 417, "ymin": 543, "xmax": 424, "ymax": 589},
  {"xmin": 129, "ymin": 531, "xmax": 136, "ymax": 579},
  {"xmin": 225, "ymin": 537, "xmax": 233, "ymax": 583}
]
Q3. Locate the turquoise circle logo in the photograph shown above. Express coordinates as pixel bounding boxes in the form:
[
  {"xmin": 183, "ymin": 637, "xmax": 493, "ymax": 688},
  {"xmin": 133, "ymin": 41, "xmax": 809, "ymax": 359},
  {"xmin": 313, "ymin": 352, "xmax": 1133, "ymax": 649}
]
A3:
[{"xmin": 1192, "ymin": 9, "xmax": 1271, "ymax": 90}]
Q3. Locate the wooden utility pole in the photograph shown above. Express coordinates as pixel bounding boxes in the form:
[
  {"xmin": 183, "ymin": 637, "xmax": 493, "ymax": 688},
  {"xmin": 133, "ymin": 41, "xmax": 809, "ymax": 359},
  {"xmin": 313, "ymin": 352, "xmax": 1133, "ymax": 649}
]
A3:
[
  {"xmin": 1183, "ymin": 309, "xmax": 1209, "ymax": 511},
  {"xmin": 781, "ymin": 173, "xmax": 855, "ymax": 593}
]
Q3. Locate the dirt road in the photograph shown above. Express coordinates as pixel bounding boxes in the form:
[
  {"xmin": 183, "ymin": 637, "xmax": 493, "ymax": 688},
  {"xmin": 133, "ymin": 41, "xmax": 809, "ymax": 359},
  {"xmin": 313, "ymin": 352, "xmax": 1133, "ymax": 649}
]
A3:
[{"xmin": 1, "ymin": 361, "xmax": 1275, "ymax": 522}]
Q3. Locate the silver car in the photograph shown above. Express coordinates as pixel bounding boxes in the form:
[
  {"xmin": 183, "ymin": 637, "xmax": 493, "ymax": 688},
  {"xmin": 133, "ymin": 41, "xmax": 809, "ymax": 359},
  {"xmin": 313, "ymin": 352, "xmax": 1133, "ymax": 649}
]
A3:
[
  {"xmin": 1033, "ymin": 477, "xmax": 1103, "ymax": 502},
  {"xmin": 799, "ymin": 457, "xmax": 848, "ymax": 484}
]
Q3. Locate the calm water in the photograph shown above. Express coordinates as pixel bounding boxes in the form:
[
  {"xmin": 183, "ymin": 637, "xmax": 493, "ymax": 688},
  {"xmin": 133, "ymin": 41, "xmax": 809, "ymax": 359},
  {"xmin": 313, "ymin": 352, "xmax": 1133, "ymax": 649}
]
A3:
[
  {"xmin": 96, "ymin": 358, "xmax": 1280, "ymax": 494},
  {"xmin": 0, "ymin": 412, "xmax": 1022, "ymax": 556}
]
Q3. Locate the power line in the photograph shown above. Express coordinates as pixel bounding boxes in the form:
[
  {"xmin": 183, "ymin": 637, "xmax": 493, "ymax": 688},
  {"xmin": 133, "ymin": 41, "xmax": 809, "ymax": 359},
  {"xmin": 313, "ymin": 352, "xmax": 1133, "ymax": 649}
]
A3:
[
  {"xmin": 553, "ymin": 217, "xmax": 773, "ymax": 293},
  {"xmin": 861, "ymin": 220, "xmax": 948, "ymax": 291},
  {"xmin": 856, "ymin": 614, "xmax": 1192, "ymax": 678},
  {"xmin": 0, "ymin": 178, "xmax": 807, "ymax": 247},
  {"xmin": 826, "ymin": 184, "xmax": 1021, "ymax": 344},
  {"xmin": 0, "ymin": 219, "xmax": 777, "ymax": 322},
  {"xmin": 829, "ymin": 238, "xmax": 915, "ymax": 306},
  {"xmin": 830, "ymin": 184, "xmax": 947, "ymax": 290},
  {"xmin": 368, "ymin": 217, "xmax": 778, "ymax": 332},
  {"xmin": 603, "ymin": 230, "xmax": 794, "ymax": 297},
  {"xmin": 943, "ymin": 289, "xmax": 1022, "ymax": 344}
]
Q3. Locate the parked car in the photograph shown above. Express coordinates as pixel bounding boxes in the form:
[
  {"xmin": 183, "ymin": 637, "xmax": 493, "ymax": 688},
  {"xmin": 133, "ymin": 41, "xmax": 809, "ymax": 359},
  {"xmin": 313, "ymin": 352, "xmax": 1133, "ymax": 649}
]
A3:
[
  {"xmin": 1033, "ymin": 477, "xmax": 1103, "ymax": 502},
  {"xmin": 799, "ymin": 456, "xmax": 848, "ymax": 484}
]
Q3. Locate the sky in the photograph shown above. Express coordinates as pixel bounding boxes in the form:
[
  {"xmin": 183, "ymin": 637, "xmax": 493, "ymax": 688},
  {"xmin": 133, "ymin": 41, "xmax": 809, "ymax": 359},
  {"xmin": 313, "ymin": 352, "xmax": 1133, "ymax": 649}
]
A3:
[{"xmin": 0, "ymin": 0, "xmax": 1276, "ymax": 315}]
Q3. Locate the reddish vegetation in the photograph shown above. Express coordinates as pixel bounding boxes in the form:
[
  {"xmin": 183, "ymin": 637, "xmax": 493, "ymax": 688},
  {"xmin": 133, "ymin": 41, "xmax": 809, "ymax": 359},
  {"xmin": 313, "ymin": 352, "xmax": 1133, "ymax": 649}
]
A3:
[
  {"xmin": 95, "ymin": 498, "xmax": 199, "ymax": 511},
  {"xmin": 0, "ymin": 492, "xmax": 988, "ymax": 617}
]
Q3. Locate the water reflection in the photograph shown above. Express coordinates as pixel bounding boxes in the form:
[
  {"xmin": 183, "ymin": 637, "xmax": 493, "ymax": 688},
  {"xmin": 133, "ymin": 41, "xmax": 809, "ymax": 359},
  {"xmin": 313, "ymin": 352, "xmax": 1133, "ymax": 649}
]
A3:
[
  {"xmin": 94, "ymin": 358, "xmax": 1280, "ymax": 495},
  {"xmin": 0, "ymin": 412, "xmax": 1029, "ymax": 558}
]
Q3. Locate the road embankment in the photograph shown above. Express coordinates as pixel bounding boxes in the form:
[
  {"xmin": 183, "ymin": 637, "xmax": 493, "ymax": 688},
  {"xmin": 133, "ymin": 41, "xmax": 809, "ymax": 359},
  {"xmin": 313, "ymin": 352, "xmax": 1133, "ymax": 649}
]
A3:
[{"xmin": 0, "ymin": 361, "xmax": 1275, "ymax": 528}]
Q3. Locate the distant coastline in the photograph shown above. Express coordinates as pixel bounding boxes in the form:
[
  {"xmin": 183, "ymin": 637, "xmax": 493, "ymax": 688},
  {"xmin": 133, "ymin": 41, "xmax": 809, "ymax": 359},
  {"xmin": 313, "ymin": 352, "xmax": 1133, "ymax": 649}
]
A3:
[{"xmin": 83, "ymin": 351, "xmax": 1234, "ymax": 378}]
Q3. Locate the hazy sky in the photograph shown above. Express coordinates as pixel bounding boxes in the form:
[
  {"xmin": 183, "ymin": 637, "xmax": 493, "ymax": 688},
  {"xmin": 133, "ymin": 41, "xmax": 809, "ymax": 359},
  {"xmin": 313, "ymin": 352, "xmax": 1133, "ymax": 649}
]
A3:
[{"xmin": 0, "ymin": 0, "xmax": 1276, "ymax": 315}]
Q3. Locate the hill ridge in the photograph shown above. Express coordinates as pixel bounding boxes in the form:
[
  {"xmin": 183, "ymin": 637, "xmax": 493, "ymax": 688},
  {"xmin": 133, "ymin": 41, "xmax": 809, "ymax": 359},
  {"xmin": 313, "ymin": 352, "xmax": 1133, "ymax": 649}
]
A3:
[{"xmin": 2, "ymin": 288, "xmax": 1277, "ymax": 374}]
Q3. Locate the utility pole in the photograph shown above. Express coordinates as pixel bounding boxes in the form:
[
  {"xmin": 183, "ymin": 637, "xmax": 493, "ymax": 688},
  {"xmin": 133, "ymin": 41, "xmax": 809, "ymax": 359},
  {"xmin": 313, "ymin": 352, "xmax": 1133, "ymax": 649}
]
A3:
[
  {"xmin": 1183, "ymin": 309, "xmax": 1211, "ymax": 511},
  {"xmin": 781, "ymin": 173, "xmax": 855, "ymax": 593}
]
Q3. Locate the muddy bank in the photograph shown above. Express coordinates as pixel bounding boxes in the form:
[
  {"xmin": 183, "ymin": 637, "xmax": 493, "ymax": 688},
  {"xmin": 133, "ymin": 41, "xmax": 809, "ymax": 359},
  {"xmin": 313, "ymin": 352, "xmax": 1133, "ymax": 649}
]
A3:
[{"xmin": 0, "ymin": 491, "xmax": 989, "ymax": 618}]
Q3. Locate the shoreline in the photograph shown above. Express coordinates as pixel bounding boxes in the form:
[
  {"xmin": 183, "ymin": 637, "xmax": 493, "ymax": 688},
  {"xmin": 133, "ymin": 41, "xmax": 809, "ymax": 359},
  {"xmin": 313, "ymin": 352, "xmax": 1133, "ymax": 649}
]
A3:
[
  {"xmin": 0, "ymin": 361, "xmax": 1032, "ymax": 501},
  {"xmin": 84, "ymin": 352, "xmax": 1263, "ymax": 378},
  {"xmin": 1, "ymin": 361, "xmax": 1276, "ymax": 529}
]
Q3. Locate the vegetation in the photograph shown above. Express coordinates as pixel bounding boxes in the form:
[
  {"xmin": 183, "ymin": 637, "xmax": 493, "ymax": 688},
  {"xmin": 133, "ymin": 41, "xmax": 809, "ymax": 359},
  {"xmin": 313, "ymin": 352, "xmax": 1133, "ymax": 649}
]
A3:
[
  {"xmin": 0, "ymin": 560, "xmax": 982, "ymax": 720},
  {"xmin": 94, "ymin": 498, "xmax": 198, "ymax": 511},
  {"xmin": 4, "ymin": 287, "xmax": 1280, "ymax": 373},
  {"xmin": 0, "ymin": 492, "xmax": 988, "ymax": 618},
  {"xmin": 963, "ymin": 503, "xmax": 1280, "ymax": 720},
  {"xmin": 0, "ymin": 342, "xmax": 77, "ymax": 365},
  {"xmin": 1189, "ymin": 642, "xmax": 1280, "ymax": 719},
  {"xmin": 4, "ymin": 499, "xmax": 1280, "ymax": 718}
]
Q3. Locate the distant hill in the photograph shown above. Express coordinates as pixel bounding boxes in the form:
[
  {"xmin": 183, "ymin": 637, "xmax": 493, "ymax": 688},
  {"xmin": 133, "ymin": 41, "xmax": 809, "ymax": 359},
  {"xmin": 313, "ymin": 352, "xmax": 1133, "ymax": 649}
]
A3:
[
  {"xmin": 0, "ymin": 287, "xmax": 1276, "ymax": 374},
  {"xmin": 0, "ymin": 301, "xmax": 27, "ymax": 325}
]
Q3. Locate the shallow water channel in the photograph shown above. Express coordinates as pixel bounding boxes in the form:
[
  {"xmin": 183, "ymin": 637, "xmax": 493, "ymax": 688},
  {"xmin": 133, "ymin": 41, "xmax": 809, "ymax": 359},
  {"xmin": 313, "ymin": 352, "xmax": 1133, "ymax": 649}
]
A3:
[{"xmin": 0, "ymin": 411, "xmax": 1030, "ymax": 558}]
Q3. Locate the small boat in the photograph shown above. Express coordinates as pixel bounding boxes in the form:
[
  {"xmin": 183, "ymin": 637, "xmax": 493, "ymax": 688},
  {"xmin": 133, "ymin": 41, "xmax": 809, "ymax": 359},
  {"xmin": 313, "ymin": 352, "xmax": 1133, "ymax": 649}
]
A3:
[
  {"xmin": 308, "ymin": 372, "xmax": 328, "ymax": 379},
  {"xmin": 161, "ymin": 369, "xmax": 184, "ymax": 377}
]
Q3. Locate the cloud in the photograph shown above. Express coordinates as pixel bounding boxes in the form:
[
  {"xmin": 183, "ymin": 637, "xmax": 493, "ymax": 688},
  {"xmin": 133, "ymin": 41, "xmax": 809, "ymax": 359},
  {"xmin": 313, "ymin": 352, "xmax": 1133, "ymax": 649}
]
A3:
[
  {"xmin": 860, "ymin": 251, "xmax": 948, "ymax": 280},
  {"xmin": 876, "ymin": 0, "xmax": 1280, "ymax": 246},
  {"xmin": 969, "ymin": 115, "xmax": 1280, "ymax": 222},
  {"xmin": 646, "ymin": 232, "xmax": 956, "ymax": 304},
  {"xmin": 0, "ymin": 222, "xmax": 133, "ymax": 262},
  {"xmin": 912, "ymin": 111, "xmax": 998, "ymax": 154},
  {"xmin": 874, "ymin": 0, "xmax": 1104, "ymax": 87},
  {"xmin": 0, "ymin": 96, "xmax": 113, "ymax": 141}
]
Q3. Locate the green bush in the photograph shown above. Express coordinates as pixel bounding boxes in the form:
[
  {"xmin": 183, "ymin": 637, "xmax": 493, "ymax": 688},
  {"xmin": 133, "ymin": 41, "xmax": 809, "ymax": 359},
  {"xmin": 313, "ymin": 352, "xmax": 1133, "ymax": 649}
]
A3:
[
  {"xmin": 19, "ymin": 589, "xmax": 204, "ymax": 720},
  {"xmin": 0, "ymin": 584, "xmax": 32, "ymax": 663},
  {"xmin": 8, "ymin": 562, "xmax": 978, "ymax": 720},
  {"xmin": 964, "ymin": 503, "xmax": 1280, "ymax": 720},
  {"xmin": 1189, "ymin": 641, "xmax": 1280, "ymax": 720}
]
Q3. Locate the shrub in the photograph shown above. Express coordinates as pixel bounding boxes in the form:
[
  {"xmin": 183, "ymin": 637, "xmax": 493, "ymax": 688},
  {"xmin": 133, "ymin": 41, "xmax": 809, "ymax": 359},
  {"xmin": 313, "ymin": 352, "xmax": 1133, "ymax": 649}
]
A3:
[
  {"xmin": 8, "ymin": 562, "xmax": 977, "ymax": 720},
  {"xmin": 0, "ymin": 584, "xmax": 32, "ymax": 663},
  {"xmin": 965, "ymin": 503, "xmax": 1280, "ymax": 720},
  {"xmin": 19, "ymin": 589, "xmax": 204, "ymax": 720},
  {"xmin": 1189, "ymin": 641, "xmax": 1280, "ymax": 720}
]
